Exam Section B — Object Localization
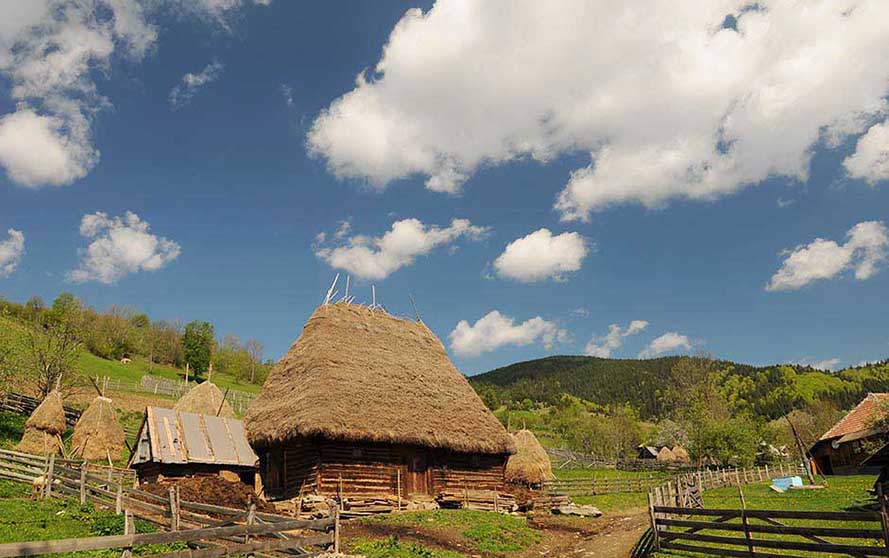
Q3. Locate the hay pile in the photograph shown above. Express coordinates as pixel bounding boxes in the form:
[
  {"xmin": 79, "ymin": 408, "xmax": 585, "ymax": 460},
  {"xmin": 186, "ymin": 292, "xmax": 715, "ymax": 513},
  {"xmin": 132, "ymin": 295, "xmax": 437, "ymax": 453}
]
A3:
[
  {"xmin": 505, "ymin": 429, "xmax": 553, "ymax": 486},
  {"xmin": 174, "ymin": 381, "xmax": 235, "ymax": 418},
  {"xmin": 671, "ymin": 445, "xmax": 690, "ymax": 463},
  {"xmin": 656, "ymin": 446, "xmax": 677, "ymax": 461},
  {"xmin": 246, "ymin": 303, "xmax": 514, "ymax": 455},
  {"xmin": 71, "ymin": 396, "xmax": 126, "ymax": 462},
  {"xmin": 16, "ymin": 391, "xmax": 65, "ymax": 455}
]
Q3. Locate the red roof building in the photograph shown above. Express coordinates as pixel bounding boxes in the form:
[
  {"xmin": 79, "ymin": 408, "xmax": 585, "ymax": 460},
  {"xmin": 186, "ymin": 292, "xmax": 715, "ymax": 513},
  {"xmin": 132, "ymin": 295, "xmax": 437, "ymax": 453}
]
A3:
[{"xmin": 811, "ymin": 393, "xmax": 889, "ymax": 475}]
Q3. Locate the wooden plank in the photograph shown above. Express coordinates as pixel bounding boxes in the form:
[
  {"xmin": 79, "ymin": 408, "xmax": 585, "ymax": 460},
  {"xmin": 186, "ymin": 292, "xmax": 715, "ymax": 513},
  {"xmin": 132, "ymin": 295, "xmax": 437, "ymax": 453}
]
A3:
[
  {"xmin": 661, "ymin": 531, "xmax": 888, "ymax": 556},
  {"xmin": 661, "ymin": 540, "xmax": 813, "ymax": 558},
  {"xmin": 654, "ymin": 506, "xmax": 880, "ymax": 521},
  {"xmin": 0, "ymin": 518, "xmax": 331, "ymax": 557},
  {"xmin": 660, "ymin": 518, "xmax": 883, "ymax": 538}
]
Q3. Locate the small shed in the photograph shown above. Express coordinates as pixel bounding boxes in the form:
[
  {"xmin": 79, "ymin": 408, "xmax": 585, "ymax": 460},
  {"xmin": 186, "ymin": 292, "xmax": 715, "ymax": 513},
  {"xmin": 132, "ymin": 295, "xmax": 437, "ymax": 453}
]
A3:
[
  {"xmin": 810, "ymin": 393, "xmax": 889, "ymax": 475},
  {"xmin": 129, "ymin": 407, "xmax": 259, "ymax": 486},
  {"xmin": 637, "ymin": 445, "xmax": 662, "ymax": 460}
]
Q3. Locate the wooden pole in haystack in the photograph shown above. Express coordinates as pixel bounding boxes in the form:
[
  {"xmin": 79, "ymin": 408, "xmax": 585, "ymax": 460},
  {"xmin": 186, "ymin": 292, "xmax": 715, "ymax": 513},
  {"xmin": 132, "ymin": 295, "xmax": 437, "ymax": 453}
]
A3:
[{"xmin": 784, "ymin": 413, "xmax": 817, "ymax": 485}]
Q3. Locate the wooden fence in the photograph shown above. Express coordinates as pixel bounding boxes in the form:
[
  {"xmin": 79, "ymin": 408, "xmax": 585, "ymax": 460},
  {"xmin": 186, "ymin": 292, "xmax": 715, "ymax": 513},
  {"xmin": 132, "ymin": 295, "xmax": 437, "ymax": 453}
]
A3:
[
  {"xmin": 0, "ymin": 447, "xmax": 338, "ymax": 557},
  {"xmin": 650, "ymin": 463, "xmax": 808, "ymax": 508},
  {"xmin": 136, "ymin": 376, "xmax": 255, "ymax": 415},
  {"xmin": 545, "ymin": 447, "xmax": 702, "ymax": 472},
  {"xmin": 649, "ymin": 505, "xmax": 888, "ymax": 557},
  {"xmin": 0, "ymin": 392, "xmax": 81, "ymax": 428},
  {"xmin": 543, "ymin": 475, "xmax": 663, "ymax": 495}
]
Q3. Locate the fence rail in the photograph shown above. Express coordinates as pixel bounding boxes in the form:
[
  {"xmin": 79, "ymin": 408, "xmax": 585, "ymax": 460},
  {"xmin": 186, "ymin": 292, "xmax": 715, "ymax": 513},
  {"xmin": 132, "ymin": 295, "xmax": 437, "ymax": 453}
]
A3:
[
  {"xmin": 650, "ymin": 463, "xmax": 808, "ymax": 509},
  {"xmin": 0, "ymin": 447, "xmax": 338, "ymax": 558},
  {"xmin": 136, "ymin": 376, "xmax": 255, "ymax": 414},
  {"xmin": 0, "ymin": 392, "xmax": 81, "ymax": 428},
  {"xmin": 543, "ymin": 475, "xmax": 663, "ymax": 495},
  {"xmin": 545, "ymin": 447, "xmax": 701, "ymax": 472},
  {"xmin": 650, "ymin": 504, "xmax": 888, "ymax": 557}
]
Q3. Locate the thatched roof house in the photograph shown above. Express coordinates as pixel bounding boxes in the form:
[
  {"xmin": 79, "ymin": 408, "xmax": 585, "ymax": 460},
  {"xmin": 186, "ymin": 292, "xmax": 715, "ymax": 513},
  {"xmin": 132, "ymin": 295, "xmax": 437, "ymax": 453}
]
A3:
[
  {"xmin": 17, "ymin": 391, "xmax": 66, "ymax": 456},
  {"xmin": 245, "ymin": 303, "xmax": 514, "ymax": 500},
  {"xmin": 505, "ymin": 430, "xmax": 553, "ymax": 486},
  {"xmin": 174, "ymin": 381, "xmax": 235, "ymax": 419},
  {"xmin": 71, "ymin": 396, "xmax": 126, "ymax": 463}
]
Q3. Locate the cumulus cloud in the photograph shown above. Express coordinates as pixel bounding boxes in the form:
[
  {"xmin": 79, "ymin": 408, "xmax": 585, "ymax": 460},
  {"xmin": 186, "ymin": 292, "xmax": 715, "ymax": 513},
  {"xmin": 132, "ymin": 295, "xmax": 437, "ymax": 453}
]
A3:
[
  {"xmin": 170, "ymin": 62, "xmax": 224, "ymax": 108},
  {"xmin": 0, "ymin": 228, "xmax": 25, "ymax": 277},
  {"xmin": 584, "ymin": 320, "xmax": 649, "ymax": 358},
  {"xmin": 68, "ymin": 211, "xmax": 181, "ymax": 284},
  {"xmin": 315, "ymin": 218, "xmax": 488, "ymax": 280},
  {"xmin": 0, "ymin": 0, "xmax": 269, "ymax": 188},
  {"xmin": 493, "ymin": 229, "xmax": 587, "ymax": 282},
  {"xmin": 639, "ymin": 332, "xmax": 693, "ymax": 358},
  {"xmin": 449, "ymin": 310, "xmax": 569, "ymax": 358},
  {"xmin": 308, "ymin": 1, "xmax": 889, "ymax": 220},
  {"xmin": 767, "ymin": 221, "xmax": 888, "ymax": 291},
  {"xmin": 794, "ymin": 357, "xmax": 841, "ymax": 371},
  {"xmin": 844, "ymin": 120, "xmax": 889, "ymax": 185}
]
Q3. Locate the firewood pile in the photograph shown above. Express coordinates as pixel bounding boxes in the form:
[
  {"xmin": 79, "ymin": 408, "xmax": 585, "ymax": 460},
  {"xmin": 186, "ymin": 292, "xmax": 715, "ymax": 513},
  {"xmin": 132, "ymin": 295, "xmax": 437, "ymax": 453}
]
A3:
[{"xmin": 436, "ymin": 489, "xmax": 517, "ymax": 513}]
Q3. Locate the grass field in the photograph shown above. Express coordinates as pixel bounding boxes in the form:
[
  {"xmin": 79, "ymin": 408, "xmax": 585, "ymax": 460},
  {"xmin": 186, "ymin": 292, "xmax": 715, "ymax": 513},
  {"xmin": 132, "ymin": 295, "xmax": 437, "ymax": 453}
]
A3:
[{"xmin": 653, "ymin": 475, "xmax": 879, "ymax": 557}]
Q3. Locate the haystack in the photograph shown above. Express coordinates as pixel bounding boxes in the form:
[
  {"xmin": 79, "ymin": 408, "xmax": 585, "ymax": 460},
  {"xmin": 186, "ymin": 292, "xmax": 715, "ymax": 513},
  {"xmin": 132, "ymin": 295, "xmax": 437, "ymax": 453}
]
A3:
[
  {"xmin": 505, "ymin": 429, "xmax": 554, "ymax": 486},
  {"xmin": 671, "ymin": 445, "xmax": 690, "ymax": 463},
  {"xmin": 174, "ymin": 381, "xmax": 234, "ymax": 418},
  {"xmin": 656, "ymin": 446, "xmax": 677, "ymax": 462},
  {"xmin": 16, "ymin": 391, "xmax": 66, "ymax": 455},
  {"xmin": 71, "ymin": 396, "xmax": 126, "ymax": 462},
  {"xmin": 246, "ymin": 303, "xmax": 514, "ymax": 455}
]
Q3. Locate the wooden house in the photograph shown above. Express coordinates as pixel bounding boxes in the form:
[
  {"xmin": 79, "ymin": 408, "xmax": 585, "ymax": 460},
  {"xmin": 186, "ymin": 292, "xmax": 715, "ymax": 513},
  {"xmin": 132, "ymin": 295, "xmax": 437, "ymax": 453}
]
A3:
[
  {"xmin": 244, "ymin": 303, "xmax": 515, "ymax": 501},
  {"xmin": 810, "ymin": 393, "xmax": 889, "ymax": 475},
  {"xmin": 129, "ymin": 407, "xmax": 259, "ymax": 485}
]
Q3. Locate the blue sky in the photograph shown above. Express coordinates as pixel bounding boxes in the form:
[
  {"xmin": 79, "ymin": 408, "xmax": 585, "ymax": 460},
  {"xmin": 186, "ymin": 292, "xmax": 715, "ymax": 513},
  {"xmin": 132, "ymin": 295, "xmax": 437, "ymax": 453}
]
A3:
[{"xmin": 1, "ymin": 1, "xmax": 888, "ymax": 374}]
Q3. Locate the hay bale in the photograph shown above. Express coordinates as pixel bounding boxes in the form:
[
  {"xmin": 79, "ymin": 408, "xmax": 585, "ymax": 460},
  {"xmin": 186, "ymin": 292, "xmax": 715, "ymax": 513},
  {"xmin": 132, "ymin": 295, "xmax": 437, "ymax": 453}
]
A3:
[
  {"xmin": 17, "ymin": 391, "xmax": 66, "ymax": 456},
  {"xmin": 672, "ymin": 445, "xmax": 690, "ymax": 463},
  {"xmin": 505, "ymin": 429, "xmax": 554, "ymax": 486},
  {"xmin": 25, "ymin": 391, "xmax": 66, "ymax": 435},
  {"xmin": 656, "ymin": 446, "xmax": 677, "ymax": 462},
  {"xmin": 174, "ymin": 381, "xmax": 235, "ymax": 418},
  {"xmin": 71, "ymin": 396, "xmax": 126, "ymax": 462}
]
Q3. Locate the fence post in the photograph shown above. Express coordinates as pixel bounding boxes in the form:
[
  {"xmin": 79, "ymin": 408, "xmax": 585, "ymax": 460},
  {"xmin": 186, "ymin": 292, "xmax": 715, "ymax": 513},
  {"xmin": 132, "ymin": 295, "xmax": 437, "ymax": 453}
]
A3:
[
  {"xmin": 334, "ymin": 500, "xmax": 341, "ymax": 554},
  {"xmin": 169, "ymin": 487, "xmax": 179, "ymax": 531},
  {"xmin": 878, "ymin": 484, "xmax": 889, "ymax": 555},
  {"xmin": 647, "ymin": 491, "xmax": 660, "ymax": 551},
  {"xmin": 121, "ymin": 509, "xmax": 134, "ymax": 558},
  {"xmin": 116, "ymin": 482, "xmax": 123, "ymax": 515},
  {"xmin": 738, "ymin": 485, "xmax": 755, "ymax": 557},
  {"xmin": 79, "ymin": 464, "xmax": 87, "ymax": 505},
  {"xmin": 245, "ymin": 502, "xmax": 256, "ymax": 548},
  {"xmin": 44, "ymin": 454, "xmax": 55, "ymax": 499}
]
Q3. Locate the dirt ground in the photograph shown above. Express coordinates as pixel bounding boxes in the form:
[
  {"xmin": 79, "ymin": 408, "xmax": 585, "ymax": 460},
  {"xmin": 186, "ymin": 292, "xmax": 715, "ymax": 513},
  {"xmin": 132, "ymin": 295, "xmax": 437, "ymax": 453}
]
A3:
[
  {"xmin": 345, "ymin": 509, "xmax": 649, "ymax": 558},
  {"xmin": 139, "ymin": 475, "xmax": 277, "ymax": 513}
]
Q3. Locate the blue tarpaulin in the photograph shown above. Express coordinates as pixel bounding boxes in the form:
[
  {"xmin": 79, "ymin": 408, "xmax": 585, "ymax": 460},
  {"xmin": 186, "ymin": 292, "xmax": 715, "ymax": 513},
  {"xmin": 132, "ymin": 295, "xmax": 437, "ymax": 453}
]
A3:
[{"xmin": 771, "ymin": 476, "xmax": 803, "ymax": 492}]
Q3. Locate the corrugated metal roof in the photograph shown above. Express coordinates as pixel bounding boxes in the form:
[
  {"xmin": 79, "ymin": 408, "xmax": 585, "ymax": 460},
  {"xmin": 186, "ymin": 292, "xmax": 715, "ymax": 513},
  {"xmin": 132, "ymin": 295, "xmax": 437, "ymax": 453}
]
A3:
[{"xmin": 136, "ymin": 407, "xmax": 258, "ymax": 468}]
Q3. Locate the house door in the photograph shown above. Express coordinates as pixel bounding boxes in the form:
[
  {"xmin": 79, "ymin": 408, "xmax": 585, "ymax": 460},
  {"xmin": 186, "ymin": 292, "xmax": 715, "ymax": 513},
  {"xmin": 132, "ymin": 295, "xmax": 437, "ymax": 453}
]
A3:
[{"xmin": 406, "ymin": 454, "xmax": 430, "ymax": 496}]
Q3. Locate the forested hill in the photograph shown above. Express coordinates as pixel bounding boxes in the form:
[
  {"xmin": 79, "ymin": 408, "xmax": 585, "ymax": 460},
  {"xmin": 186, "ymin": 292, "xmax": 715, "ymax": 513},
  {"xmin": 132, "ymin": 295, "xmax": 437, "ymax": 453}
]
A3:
[{"xmin": 469, "ymin": 355, "xmax": 889, "ymax": 421}]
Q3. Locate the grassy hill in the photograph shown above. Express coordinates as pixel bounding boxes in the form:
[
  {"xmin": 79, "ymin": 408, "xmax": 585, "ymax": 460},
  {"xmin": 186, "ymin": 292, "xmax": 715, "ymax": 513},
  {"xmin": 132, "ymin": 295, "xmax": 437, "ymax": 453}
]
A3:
[{"xmin": 471, "ymin": 355, "xmax": 889, "ymax": 421}]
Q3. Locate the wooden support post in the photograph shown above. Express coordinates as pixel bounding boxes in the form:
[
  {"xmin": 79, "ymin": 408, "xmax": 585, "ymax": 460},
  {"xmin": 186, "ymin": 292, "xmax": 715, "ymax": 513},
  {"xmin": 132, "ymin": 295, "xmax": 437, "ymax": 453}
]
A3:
[
  {"xmin": 333, "ymin": 500, "xmax": 341, "ymax": 554},
  {"xmin": 45, "ymin": 454, "xmax": 54, "ymax": 499},
  {"xmin": 647, "ymin": 491, "xmax": 660, "ymax": 551},
  {"xmin": 245, "ymin": 502, "xmax": 256, "ymax": 548},
  {"xmin": 116, "ymin": 483, "xmax": 123, "ymax": 515},
  {"xmin": 397, "ymin": 469, "xmax": 402, "ymax": 511},
  {"xmin": 878, "ymin": 484, "xmax": 889, "ymax": 556},
  {"xmin": 169, "ymin": 487, "xmax": 179, "ymax": 531},
  {"xmin": 79, "ymin": 464, "xmax": 87, "ymax": 505},
  {"xmin": 738, "ymin": 485, "xmax": 755, "ymax": 557},
  {"xmin": 121, "ymin": 509, "xmax": 133, "ymax": 558}
]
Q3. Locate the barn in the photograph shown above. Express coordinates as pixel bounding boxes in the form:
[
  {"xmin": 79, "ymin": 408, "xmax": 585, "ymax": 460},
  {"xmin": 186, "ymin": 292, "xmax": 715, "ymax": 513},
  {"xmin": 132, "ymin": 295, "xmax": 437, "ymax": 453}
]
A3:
[
  {"xmin": 129, "ymin": 407, "xmax": 259, "ymax": 485},
  {"xmin": 244, "ymin": 303, "xmax": 515, "ymax": 502},
  {"xmin": 810, "ymin": 393, "xmax": 889, "ymax": 475}
]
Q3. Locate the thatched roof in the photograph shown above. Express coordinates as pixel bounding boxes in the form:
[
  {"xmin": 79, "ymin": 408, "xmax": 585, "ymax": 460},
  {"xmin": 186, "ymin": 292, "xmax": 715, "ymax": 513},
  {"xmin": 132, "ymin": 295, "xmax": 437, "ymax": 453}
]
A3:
[
  {"xmin": 656, "ymin": 446, "xmax": 677, "ymax": 461},
  {"xmin": 174, "ymin": 381, "xmax": 235, "ymax": 418},
  {"xmin": 71, "ymin": 396, "xmax": 126, "ymax": 462},
  {"xmin": 505, "ymin": 430, "xmax": 553, "ymax": 485},
  {"xmin": 245, "ymin": 303, "xmax": 514, "ymax": 455},
  {"xmin": 25, "ymin": 391, "xmax": 66, "ymax": 435}
]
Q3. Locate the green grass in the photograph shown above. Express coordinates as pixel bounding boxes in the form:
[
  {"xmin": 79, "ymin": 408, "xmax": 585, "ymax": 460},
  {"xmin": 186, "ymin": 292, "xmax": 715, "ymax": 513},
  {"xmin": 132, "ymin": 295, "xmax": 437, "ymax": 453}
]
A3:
[
  {"xmin": 357, "ymin": 509, "xmax": 542, "ymax": 555},
  {"xmin": 0, "ymin": 411, "xmax": 25, "ymax": 449},
  {"xmin": 654, "ymin": 475, "xmax": 878, "ymax": 557},
  {"xmin": 350, "ymin": 536, "xmax": 468, "ymax": 558},
  {"xmin": 0, "ymin": 480, "xmax": 185, "ymax": 557}
]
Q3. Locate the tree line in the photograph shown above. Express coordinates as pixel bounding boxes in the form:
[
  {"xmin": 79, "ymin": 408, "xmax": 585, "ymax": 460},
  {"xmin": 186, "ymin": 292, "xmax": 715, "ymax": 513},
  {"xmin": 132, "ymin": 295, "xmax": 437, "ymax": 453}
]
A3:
[{"xmin": 0, "ymin": 293, "xmax": 273, "ymax": 397}]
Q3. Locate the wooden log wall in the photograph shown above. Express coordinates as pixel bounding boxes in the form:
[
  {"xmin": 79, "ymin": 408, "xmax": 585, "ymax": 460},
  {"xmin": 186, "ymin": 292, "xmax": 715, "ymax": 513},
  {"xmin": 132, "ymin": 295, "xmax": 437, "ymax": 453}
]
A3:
[{"xmin": 432, "ymin": 453, "xmax": 506, "ymax": 493}]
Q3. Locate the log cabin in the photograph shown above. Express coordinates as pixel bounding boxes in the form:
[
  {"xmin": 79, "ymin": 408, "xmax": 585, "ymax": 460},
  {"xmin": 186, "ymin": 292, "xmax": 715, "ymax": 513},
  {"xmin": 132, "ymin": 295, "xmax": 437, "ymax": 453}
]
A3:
[
  {"xmin": 810, "ymin": 393, "xmax": 889, "ymax": 475},
  {"xmin": 244, "ymin": 302, "xmax": 515, "ymax": 501}
]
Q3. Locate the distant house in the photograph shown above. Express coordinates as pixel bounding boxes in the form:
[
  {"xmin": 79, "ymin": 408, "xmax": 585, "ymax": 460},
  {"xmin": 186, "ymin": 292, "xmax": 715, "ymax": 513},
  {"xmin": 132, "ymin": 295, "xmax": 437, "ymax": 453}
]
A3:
[
  {"xmin": 637, "ymin": 445, "xmax": 662, "ymax": 460},
  {"xmin": 129, "ymin": 406, "xmax": 259, "ymax": 486},
  {"xmin": 810, "ymin": 393, "xmax": 889, "ymax": 475}
]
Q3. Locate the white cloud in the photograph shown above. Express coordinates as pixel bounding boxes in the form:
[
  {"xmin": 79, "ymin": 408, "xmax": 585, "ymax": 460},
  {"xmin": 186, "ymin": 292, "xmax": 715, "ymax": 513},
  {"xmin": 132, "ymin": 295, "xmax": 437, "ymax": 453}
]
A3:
[
  {"xmin": 584, "ymin": 320, "xmax": 649, "ymax": 358},
  {"xmin": 767, "ymin": 221, "xmax": 888, "ymax": 291},
  {"xmin": 570, "ymin": 307, "xmax": 590, "ymax": 320},
  {"xmin": 794, "ymin": 357, "xmax": 841, "ymax": 371},
  {"xmin": 170, "ymin": 62, "xmax": 224, "ymax": 108},
  {"xmin": 315, "ymin": 218, "xmax": 488, "ymax": 280},
  {"xmin": 68, "ymin": 211, "xmax": 181, "ymax": 284},
  {"xmin": 0, "ymin": 0, "xmax": 269, "ymax": 189},
  {"xmin": 449, "ymin": 310, "xmax": 568, "ymax": 358},
  {"xmin": 281, "ymin": 84, "xmax": 293, "ymax": 107},
  {"xmin": 493, "ymin": 229, "xmax": 587, "ymax": 282},
  {"xmin": 844, "ymin": 120, "xmax": 889, "ymax": 185},
  {"xmin": 308, "ymin": 1, "xmax": 889, "ymax": 220},
  {"xmin": 639, "ymin": 332, "xmax": 693, "ymax": 358},
  {"xmin": 0, "ymin": 228, "xmax": 25, "ymax": 277}
]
